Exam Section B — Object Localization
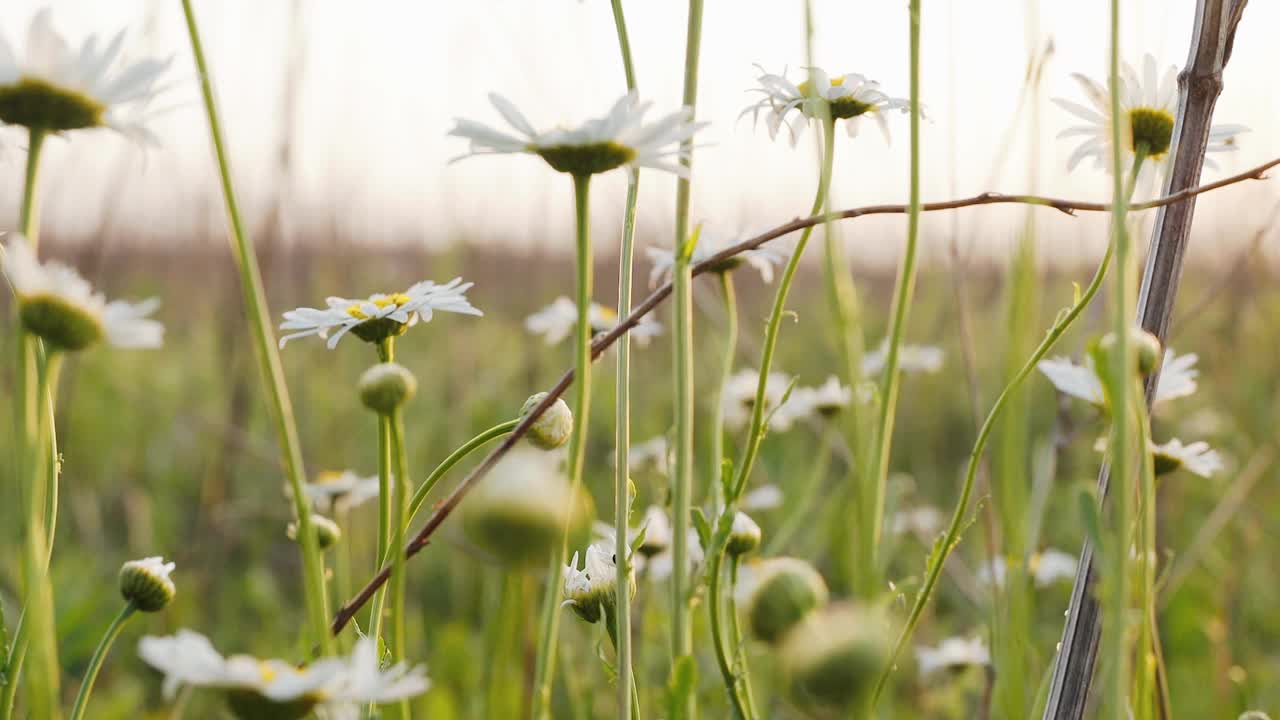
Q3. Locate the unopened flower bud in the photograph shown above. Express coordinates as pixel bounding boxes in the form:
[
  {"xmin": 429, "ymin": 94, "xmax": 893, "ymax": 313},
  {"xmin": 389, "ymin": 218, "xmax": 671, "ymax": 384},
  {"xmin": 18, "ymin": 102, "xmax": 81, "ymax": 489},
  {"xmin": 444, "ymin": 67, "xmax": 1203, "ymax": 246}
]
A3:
[
  {"xmin": 288, "ymin": 515, "xmax": 342, "ymax": 551},
  {"xmin": 727, "ymin": 512, "xmax": 762, "ymax": 556},
  {"xmin": 521, "ymin": 392, "xmax": 573, "ymax": 450},
  {"xmin": 463, "ymin": 448, "xmax": 589, "ymax": 567},
  {"xmin": 358, "ymin": 362, "xmax": 417, "ymax": 414},
  {"xmin": 20, "ymin": 295, "xmax": 103, "ymax": 352},
  {"xmin": 562, "ymin": 543, "xmax": 626, "ymax": 624},
  {"xmin": 119, "ymin": 556, "xmax": 176, "ymax": 612},
  {"xmin": 738, "ymin": 557, "xmax": 829, "ymax": 645},
  {"xmin": 780, "ymin": 603, "xmax": 893, "ymax": 712},
  {"xmin": 1098, "ymin": 328, "xmax": 1162, "ymax": 376}
]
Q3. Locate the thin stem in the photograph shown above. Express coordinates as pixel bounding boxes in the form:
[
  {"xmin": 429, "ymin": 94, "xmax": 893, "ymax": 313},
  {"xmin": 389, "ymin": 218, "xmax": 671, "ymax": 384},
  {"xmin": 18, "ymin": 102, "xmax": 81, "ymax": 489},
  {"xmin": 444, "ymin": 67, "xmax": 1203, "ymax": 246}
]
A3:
[
  {"xmin": 388, "ymin": 409, "xmax": 411, "ymax": 720},
  {"xmin": 369, "ymin": 412, "xmax": 392, "ymax": 648},
  {"xmin": 532, "ymin": 174, "xmax": 594, "ymax": 720},
  {"xmin": 670, "ymin": 6, "xmax": 704, "ymax": 715},
  {"xmin": 19, "ymin": 128, "xmax": 46, "ymax": 245},
  {"xmin": 709, "ymin": 272, "xmax": 738, "ymax": 502},
  {"xmin": 68, "ymin": 604, "xmax": 137, "ymax": 720},
  {"xmin": 179, "ymin": 0, "xmax": 331, "ymax": 653},
  {"xmin": 862, "ymin": 0, "xmax": 925, "ymax": 596},
  {"xmin": 603, "ymin": 609, "xmax": 642, "ymax": 720},
  {"xmin": 707, "ymin": 549, "xmax": 751, "ymax": 719},
  {"xmin": 727, "ymin": 556, "xmax": 757, "ymax": 718},
  {"xmin": 404, "ymin": 419, "xmax": 519, "ymax": 531}
]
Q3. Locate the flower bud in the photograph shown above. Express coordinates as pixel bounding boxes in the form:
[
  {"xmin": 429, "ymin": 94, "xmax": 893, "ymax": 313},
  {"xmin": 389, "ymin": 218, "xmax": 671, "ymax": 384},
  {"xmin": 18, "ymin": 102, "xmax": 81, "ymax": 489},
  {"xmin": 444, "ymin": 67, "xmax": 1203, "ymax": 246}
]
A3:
[
  {"xmin": 521, "ymin": 392, "xmax": 573, "ymax": 450},
  {"xmin": 119, "ymin": 556, "xmax": 176, "ymax": 612},
  {"xmin": 20, "ymin": 295, "xmax": 103, "ymax": 352},
  {"xmin": 288, "ymin": 515, "xmax": 342, "ymax": 551},
  {"xmin": 780, "ymin": 603, "xmax": 893, "ymax": 713},
  {"xmin": 1098, "ymin": 328, "xmax": 1162, "ymax": 376},
  {"xmin": 463, "ymin": 448, "xmax": 590, "ymax": 567},
  {"xmin": 358, "ymin": 362, "xmax": 417, "ymax": 414},
  {"xmin": 738, "ymin": 557, "xmax": 828, "ymax": 645},
  {"xmin": 726, "ymin": 512, "xmax": 762, "ymax": 556},
  {"xmin": 562, "ymin": 543, "xmax": 627, "ymax": 624}
]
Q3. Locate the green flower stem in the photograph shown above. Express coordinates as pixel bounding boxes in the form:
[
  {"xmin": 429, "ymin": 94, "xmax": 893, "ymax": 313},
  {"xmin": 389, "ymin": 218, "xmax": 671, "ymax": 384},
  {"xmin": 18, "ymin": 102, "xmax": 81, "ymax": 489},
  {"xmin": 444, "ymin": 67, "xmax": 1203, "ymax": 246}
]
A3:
[
  {"xmin": 765, "ymin": 423, "xmax": 835, "ymax": 555},
  {"xmin": 68, "ymin": 603, "xmax": 137, "ymax": 720},
  {"xmin": 707, "ymin": 546, "xmax": 752, "ymax": 719},
  {"xmin": 532, "ymin": 173, "xmax": 595, "ymax": 720},
  {"xmin": 727, "ymin": 556, "xmax": 757, "ymax": 718},
  {"xmin": 709, "ymin": 272, "xmax": 738, "ymax": 502},
  {"xmin": 19, "ymin": 128, "xmax": 46, "ymax": 244},
  {"xmin": 387, "ymin": 408, "xmax": 412, "ymax": 720},
  {"xmin": 861, "ymin": 0, "xmax": 925, "ymax": 597},
  {"xmin": 403, "ymin": 419, "xmax": 519, "ymax": 532},
  {"xmin": 1131, "ymin": 382, "xmax": 1158, "ymax": 720},
  {"xmin": 609, "ymin": 2, "xmax": 640, "ymax": 716},
  {"xmin": 670, "ymin": 6, "xmax": 704, "ymax": 712},
  {"xmin": 868, "ymin": 150, "xmax": 1149, "ymax": 710},
  {"xmin": 369, "ymin": 338, "xmax": 395, "ymax": 652},
  {"xmin": 603, "ymin": 608, "xmax": 643, "ymax": 720},
  {"xmin": 180, "ymin": 0, "xmax": 332, "ymax": 654}
]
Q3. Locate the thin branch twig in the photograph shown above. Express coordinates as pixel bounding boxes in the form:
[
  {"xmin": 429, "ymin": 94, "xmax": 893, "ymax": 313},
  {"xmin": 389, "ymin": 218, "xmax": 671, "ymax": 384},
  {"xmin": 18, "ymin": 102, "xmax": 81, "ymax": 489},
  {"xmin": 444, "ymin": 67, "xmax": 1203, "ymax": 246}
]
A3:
[{"xmin": 330, "ymin": 155, "xmax": 1278, "ymax": 635}]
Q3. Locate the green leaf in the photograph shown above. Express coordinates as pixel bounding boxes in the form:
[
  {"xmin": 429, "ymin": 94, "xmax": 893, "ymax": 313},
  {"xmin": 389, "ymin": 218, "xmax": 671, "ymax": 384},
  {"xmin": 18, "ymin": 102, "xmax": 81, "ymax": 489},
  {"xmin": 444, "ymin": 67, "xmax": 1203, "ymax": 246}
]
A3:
[
  {"xmin": 679, "ymin": 224, "xmax": 702, "ymax": 264},
  {"xmin": 1078, "ymin": 485, "xmax": 1103, "ymax": 549},
  {"xmin": 692, "ymin": 507, "xmax": 712, "ymax": 551}
]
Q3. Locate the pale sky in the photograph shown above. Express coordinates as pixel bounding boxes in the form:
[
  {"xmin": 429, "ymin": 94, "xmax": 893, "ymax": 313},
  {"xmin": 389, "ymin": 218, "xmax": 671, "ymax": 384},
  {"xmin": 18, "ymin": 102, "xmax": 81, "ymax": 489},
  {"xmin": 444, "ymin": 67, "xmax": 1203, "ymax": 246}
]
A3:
[{"xmin": 2, "ymin": 1, "xmax": 1278, "ymax": 266}]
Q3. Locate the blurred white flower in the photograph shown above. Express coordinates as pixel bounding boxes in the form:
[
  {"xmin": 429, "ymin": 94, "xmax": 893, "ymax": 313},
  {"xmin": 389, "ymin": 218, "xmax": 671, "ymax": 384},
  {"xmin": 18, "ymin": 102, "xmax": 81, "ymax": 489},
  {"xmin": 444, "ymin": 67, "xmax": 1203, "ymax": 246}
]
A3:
[
  {"xmin": 279, "ymin": 278, "xmax": 481, "ymax": 350},
  {"xmin": 1037, "ymin": 349, "xmax": 1197, "ymax": 408},
  {"xmin": 645, "ymin": 228, "xmax": 782, "ymax": 287},
  {"xmin": 524, "ymin": 296, "xmax": 662, "ymax": 347},
  {"xmin": 722, "ymin": 368, "xmax": 794, "ymax": 431},
  {"xmin": 450, "ymin": 90, "xmax": 705, "ymax": 177},
  {"xmin": 978, "ymin": 549, "xmax": 1077, "ymax": 588},
  {"xmin": 862, "ymin": 339, "xmax": 944, "ymax": 376},
  {"xmin": 743, "ymin": 65, "xmax": 908, "ymax": 145},
  {"xmin": 137, "ymin": 631, "xmax": 428, "ymax": 717},
  {"xmin": 1152, "ymin": 438, "xmax": 1223, "ymax": 478},
  {"xmin": 1054, "ymin": 54, "xmax": 1246, "ymax": 179},
  {"xmin": 0, "ymin": 9, "xmax": 172, "ymax": 143},
  {"xmin": 2, "ymin": 233, "xmax": 162, "ymax": 350},
  {"xmin": 741, "ymin": 484, "xmax": 784, "ymax": 512},
  {"xmin": 891, "ymin": 506, "xmax": 943, "ymax": 538},
  {"xmin": 915, "ymin": 636, "xmax": 990, "ymax": 677},
  {"xmin": 302, "ymin": 470, "xmax": 381, "ymax": 514},
  {"xmin": 616, "ymin": 436, "xmax": 670, "ymax": 476},
  {"xmin": 646, "ymin": 529, "xmax": 704, "ymax": 582}
]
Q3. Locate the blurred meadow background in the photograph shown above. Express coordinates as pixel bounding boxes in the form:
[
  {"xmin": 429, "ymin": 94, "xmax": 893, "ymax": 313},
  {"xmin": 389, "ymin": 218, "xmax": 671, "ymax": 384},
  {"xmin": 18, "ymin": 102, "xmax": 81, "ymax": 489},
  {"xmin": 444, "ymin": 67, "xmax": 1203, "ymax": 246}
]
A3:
[{"xmin": 2, "ymin": 1, "xmax": 1279, "ymax": 718}]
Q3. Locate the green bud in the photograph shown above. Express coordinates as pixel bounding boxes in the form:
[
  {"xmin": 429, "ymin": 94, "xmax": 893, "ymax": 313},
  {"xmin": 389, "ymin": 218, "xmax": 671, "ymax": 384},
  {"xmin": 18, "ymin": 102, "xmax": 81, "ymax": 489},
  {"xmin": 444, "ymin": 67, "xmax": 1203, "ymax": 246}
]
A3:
[
  {"xmin": 780, "ymin": 603, "xmax": 893, "ymax": 713},
  {"xmin": 288, "ymin": 515, "xmax": 342, "ymax": 551},
  {"xmin": 739, "ymin": 557, "xmax": 829, "ymax": 645},
  {"xmin": 20, "ymin": 294, "xmax": 103, "ymax": 351},
  {"xmin": 727, "ymin": 512, "xmax": 762, "ymax": 556},
  {"xmin": 119, "ymin": 557, "xmax": 176, "ymax": 612},
  {"xmin": 1097, "ymin": 327, "xmax": 1163, "ymax": 378},
  {"xmin": 358, "ymin": 362, "xmax": 417, "ymax": 414},
  {"xmin": 521, "ymin": 392, "xmax": 573, "ymax": 450},
  {"xmin": 536, "ymin": 141, "xmax": 636, "ymax": 176},
  {"xmin": 1128, "ymin": 107, "xmax": 1175, "ymax": 157}
]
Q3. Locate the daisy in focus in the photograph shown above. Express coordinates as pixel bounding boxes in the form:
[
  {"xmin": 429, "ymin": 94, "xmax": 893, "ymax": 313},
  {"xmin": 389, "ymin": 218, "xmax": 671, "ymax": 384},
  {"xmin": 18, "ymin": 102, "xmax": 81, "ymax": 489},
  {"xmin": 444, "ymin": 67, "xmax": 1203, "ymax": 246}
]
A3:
[
  {"xmin": 278, "ymin": 278, "xmax": 481, "ymax": 350},
  {"xmin": 0, "ymin": 9, "xmax": 171, "ymax": 143},
  {"xmin": 1, "ymin": 233, "xmax": 162, "ymax": 351},
  {"xmin": 743, "ymin": 65, "xmax": 909, "ymax": 145},
  {"xmin": 646, "ymin": 228, "xmax": 783, "ymax": 287},
  {"xmin": 524, "ymin": 296, "xmax": 662, "ymax": 347},
  {"xmin": 562, "ymin": 542, "xmax": 628, "ymax": 624},
  {"xmin": 137, "ymin": 631, "xmax": 429, "ymax": 720},
  {"xmin": 915, "ymin": 636, "xmax": 991, "ymax": 678},
  {"xmin": 449, "ymin": 90, "xmax": 706, "ymax": 177},
  {"xmin": 1038, "ymin": 348, "xmax": 1197, "ymax": 409},
  {"xmin": 1053, "ymin": 54, "xmax": 1246, "ymax": 181}
]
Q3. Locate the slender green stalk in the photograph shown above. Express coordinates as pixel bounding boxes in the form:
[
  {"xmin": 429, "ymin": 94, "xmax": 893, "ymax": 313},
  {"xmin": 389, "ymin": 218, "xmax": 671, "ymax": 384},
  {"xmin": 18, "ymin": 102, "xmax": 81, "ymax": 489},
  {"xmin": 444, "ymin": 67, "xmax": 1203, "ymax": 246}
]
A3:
[
  {"xmin": 727, "ymin": 556, "xmax": 758, "ymax": 718},
  {"xmin": 861, "ymin": 0, "xmax": 924, "ymax": 596},
  {"xmin": 707, "ymin": 548, "xmax": 751, "ymax": 718},
  {"xmin": 387, "ymin": 409, "xmax": 411, "ymax": 720},
  {"xmin": 709, "ymin": 272, "xmax": 738, "ymax": 502},
  {"xmin": 670, "ymin": 7, "xmax": 704, "ymax": 715},
  {"xmin": 1131, "ymin": 383, "xmax": 1157, "ymax": 720},
  {"xmin": 404, "ymin": 419, "xmax": 518, "ymax": 529},
  {"xmin": 765, "ymin": 424, "xmax": 835, "ymax": 555},
  {"xmin": 179, "ymin": 0, "xmax": 331, "ymax": 653},
  {"xmin": 68, "ymin": 604, "xmax": 137, "ymax": 720},
  {"xmin": 369, "ymin": 340, "xmax": 395, "ymax": 653},
  {"xmin": 609, "ymin": 4, "xmax": 640, "ymax": 717},
  {"xmin": 19, "ymin": 128, "xmax": 46, "ymax": 245},
  {"xmin": 532, "ymin": 174, "xmax": 594, "ymax": 720}
]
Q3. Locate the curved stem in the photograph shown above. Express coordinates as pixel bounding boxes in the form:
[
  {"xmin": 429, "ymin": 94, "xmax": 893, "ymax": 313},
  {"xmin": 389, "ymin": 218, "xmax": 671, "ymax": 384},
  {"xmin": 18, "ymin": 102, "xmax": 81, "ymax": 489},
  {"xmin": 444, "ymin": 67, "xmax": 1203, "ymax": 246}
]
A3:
[
  {"xmin": 707, "ymin": 548, "xmax": 751, "ymax": 719},
  {"xmin": 728, "ymin": 556, "xmax": 757, "ymax": 718},
  {"xmin": 403, "ymin": 420, "xmax": 519, "ymax": 531},
  {"xmin": 68, "ymin": 604, "xmax": 136, "ymax": 720},
  {"xmin": 532, "ymin": 174, "xmax": 594, "ymax": 720},
  {"xmin": 180, "ymin": 0, "xmax": 331, "ymax": 653},
  {"xmin": 387, "ymin": 409, "xmax": 411, "ymax": 720},
  {"xmin": 709, "ymin": 273, "xmax": 738, "ymax": 502}
]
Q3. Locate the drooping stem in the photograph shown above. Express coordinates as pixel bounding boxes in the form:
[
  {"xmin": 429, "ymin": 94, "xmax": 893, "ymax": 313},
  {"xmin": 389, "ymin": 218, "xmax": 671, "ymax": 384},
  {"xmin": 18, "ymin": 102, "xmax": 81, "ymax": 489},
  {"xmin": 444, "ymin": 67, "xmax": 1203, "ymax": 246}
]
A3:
[
  {"xmin": 707, "ymin": 548, "xmax": 752, "ymax": 719},
  {"xmin": 180, "ymin": 0, "xmax": 331, "ymax": 653},
  {"xmin": 387, "ymin": 408, "xmax": 412, "ymax": 720},
  {"xmin": 532, "ymin": 173, "xmax": 594, "ymax": 720},
  {"xmin": 861, "ymin": 0, "xmax": 925, "ymax": 597},
  {"xmin": 709, "ymin": 272, "xmax": 738, "ymax": 502},
  {"xmin": 68, "ymin": 604, "xmax": 137, "ymax": 720},
  {"xmin": 403, "ymin": 419, "xmax": 519, "ymax": 531}
]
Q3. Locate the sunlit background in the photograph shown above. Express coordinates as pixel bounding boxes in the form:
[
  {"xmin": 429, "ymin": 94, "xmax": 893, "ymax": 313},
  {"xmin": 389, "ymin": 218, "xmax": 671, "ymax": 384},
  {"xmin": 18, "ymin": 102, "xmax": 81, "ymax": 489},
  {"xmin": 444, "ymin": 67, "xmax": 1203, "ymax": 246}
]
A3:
[{"xmin": 1, "ymin": 0, "xmax": 1277, "ymax": 266}]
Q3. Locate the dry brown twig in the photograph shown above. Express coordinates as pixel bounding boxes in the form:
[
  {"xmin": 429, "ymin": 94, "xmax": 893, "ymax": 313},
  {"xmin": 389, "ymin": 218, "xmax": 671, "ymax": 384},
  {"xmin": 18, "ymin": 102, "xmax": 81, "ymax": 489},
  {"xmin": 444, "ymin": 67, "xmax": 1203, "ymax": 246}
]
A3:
[{"xmin": 330, "ymin": 154, "xmax": 1279, "ymax": 635}]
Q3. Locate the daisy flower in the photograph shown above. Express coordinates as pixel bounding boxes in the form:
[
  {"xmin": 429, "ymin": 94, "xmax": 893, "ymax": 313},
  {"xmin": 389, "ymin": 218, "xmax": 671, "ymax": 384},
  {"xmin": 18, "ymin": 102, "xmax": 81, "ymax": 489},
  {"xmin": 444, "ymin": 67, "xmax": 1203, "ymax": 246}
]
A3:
[
  {"xmin": 2, "ymin": 233, "xmax": 162, "ymax": 351},
  {"xmin": 1053, "ymin": 54, "xmax": 1246, "ymax": 179},
  {"xmin": 0, "ymin": 9, "xmax": 171, "ymax": 143},
  {"xmin": 862, "ymin": 339, "xmax": 944, "ymax": 376},
  {"xmin": 743, "ymin": 65, "xmax": 909, "ymax": 146},
  {"xmin": 915, "ymin": 636, "xmax": 990, "ymax": 678},
  {"xmin": 119, "ymin": 556, "xmax": 176, "ymax": 612},
  {"xmin": 301, "ymin": 470, "xmax": 381, "ymax": 514},
  {"xmin": 1152, "ymin": 438, "xmax": 1223, "ymax": 478},
  {"xmin": 645, "ymin": 228, "xmax": 782, "ymax": 288},
  {"xmin": 278, "ymin": 277, "xmax": 481, "ymax": 350},
  {"xmin": 562, "ymin": 542, "xmax": 627, "ymax": 624},
  {"xmin": 524, "ymin": 296, "xmax": 662, "ymax": 347},
  {"xmin": 741, "ymin": 483, "xmax": 784, "ymax": 512},
  {"xmin": 722, "ymin": 368, "xmax": 794, "ymax": 432},
  {"xmin": 891, "ymin": 505, "xmax": 943, "ymax": 538},
  {"xmin": 449, "ymin": 90, "xmax": 706, "ymax": 178},
  {"xmin": 978, "ymin": 549, "xmax": 1077, "ymax": 588},
  {"xmin": 612, "ymin": 435, "xmax": 670, "ymax": 476},
  {"xmin": 1037, "ymin": 348, "xmax": 1197, "ymax": 409},
  {"xmin": 137, "ymin": 631, "xmax": 429, "ymax": 719},
  {"xmin": 646, "ymin": 529, "xmax": 705, "ymax": 583}
]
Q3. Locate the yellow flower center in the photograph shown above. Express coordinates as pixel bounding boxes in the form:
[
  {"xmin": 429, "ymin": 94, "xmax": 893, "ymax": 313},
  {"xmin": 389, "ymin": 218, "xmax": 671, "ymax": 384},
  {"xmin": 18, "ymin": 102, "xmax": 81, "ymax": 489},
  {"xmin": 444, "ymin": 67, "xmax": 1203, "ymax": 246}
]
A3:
[
  {"xmin": 795, "ymin": 76, "xmax": 876, "ymax": 120},
  {"xmin": 0, "ymin": 76, "xmax": 107, "ymax": 131},
  {"xmin": 346, "ymin": 292, "xmax": 411, "ymax": 320}
]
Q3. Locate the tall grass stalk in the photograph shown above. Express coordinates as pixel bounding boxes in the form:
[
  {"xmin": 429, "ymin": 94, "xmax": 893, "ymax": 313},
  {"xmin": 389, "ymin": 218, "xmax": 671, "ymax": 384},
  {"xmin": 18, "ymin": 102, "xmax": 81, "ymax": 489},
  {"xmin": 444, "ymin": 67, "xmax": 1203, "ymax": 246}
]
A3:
[
  {"xmin": 670, "ymin": 4, "xmax": 704, "ymax": 716},
  {"xmin": 609, "ymin": 2, "xmax": 641, "ymax": 716},
  {"xmin": 532, "ymin": 174, "xmax": 595, "ymax": 720},
  {"xmin": 179, "ymin": 0, "xmax": 332, "ymax": 654}
]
